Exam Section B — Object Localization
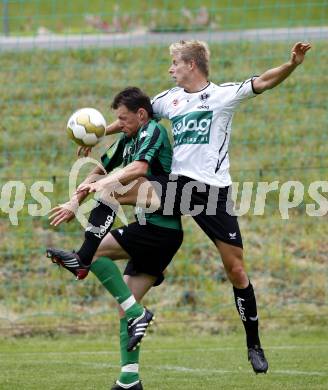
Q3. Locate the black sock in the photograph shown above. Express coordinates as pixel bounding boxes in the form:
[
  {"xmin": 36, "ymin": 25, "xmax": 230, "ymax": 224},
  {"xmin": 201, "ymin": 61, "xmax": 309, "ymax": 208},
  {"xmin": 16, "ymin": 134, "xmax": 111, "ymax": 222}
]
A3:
[
  {"xmin": 233, "ymin": 282, "xmax": 261, "ymax": 348},
  {"xmin": 77, "ymin": 200, "xmax": 117, "ymax": 265}
]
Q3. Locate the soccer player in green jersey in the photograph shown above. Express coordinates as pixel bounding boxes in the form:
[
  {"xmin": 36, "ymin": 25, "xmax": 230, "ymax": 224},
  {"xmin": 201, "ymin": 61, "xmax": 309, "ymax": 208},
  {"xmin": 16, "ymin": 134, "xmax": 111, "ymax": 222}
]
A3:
[{"xmin": 47, "ymin": 87, "xmax": 183, "ymax": 390}]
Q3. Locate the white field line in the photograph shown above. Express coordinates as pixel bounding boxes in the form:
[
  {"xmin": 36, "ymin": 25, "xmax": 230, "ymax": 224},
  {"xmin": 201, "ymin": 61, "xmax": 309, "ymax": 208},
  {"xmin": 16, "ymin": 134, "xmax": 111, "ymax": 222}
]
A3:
[
  {"xmin": 2, "ymin": 359, "xmax": 327, "ymax": 377},
  {"xmin": 1, "ymin": 344, "xmax": 328, "ymax": 357}
]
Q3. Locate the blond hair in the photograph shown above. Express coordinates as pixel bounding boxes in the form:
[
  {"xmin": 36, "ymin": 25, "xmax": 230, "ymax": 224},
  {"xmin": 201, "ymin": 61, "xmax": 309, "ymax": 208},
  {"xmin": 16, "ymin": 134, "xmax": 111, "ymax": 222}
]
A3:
[{"xmin": 169, "ymin": 40, "xmax": 210, "ymax": 77}]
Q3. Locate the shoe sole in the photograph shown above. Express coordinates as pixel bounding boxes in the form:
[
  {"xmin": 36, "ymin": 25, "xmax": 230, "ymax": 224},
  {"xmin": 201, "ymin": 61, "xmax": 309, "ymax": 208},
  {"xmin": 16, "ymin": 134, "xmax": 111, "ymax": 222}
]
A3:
[
  {"xmin": 252, "ymin": 363, "xmax": 269, "ymax": 374},
  {"xmin": 255, "ymin": 368, "xmax": 268, "ymax": 375}
]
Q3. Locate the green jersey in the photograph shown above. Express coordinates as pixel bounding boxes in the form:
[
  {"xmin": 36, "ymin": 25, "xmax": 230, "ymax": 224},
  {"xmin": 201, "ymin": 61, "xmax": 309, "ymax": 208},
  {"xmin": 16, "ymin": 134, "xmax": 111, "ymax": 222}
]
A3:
[{"xmin": 101, "ymin": 119, "xmax": 181, "ymax": 230}]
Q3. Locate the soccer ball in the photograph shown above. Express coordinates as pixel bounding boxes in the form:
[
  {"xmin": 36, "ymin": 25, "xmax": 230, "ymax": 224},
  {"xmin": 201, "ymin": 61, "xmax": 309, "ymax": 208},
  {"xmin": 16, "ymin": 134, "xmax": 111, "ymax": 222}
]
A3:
[{"xmin": 66, "ymin": 107, "xmax": 106, "ymax": 146}]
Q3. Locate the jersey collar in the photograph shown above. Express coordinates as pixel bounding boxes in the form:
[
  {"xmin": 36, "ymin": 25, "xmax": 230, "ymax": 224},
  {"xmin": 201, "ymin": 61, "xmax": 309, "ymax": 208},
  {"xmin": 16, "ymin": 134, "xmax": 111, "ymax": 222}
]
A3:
[{"xmin": 183, "ymin": 81, "xmax": 211, "ymax": 94}]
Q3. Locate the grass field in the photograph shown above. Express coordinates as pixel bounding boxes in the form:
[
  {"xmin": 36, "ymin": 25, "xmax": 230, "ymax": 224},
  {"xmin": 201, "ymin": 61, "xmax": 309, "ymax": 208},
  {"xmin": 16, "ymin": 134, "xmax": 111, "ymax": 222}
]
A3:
[
  {"xmin": 1, "ymin": 329, "xmax": 328, "ymax": 389},
  {"xmin": 3, "ymin": 0, "xmax": 327, "ymax": 35}
]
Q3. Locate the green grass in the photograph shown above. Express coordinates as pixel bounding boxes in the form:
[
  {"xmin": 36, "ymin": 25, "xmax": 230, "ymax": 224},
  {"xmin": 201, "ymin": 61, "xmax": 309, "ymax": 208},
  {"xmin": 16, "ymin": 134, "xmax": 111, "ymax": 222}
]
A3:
[
  {"xmin": 2, "ymin": 0, "xmax": 327, "ymax": 35},
  {"xmin": 1, "ymin": 329, "xmax": 328, "ymax": 389}
]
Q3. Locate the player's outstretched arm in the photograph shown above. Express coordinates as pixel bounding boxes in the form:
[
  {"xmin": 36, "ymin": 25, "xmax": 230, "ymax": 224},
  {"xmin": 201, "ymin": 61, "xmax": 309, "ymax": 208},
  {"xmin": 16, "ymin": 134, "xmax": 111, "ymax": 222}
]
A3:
[
  {"xmin": 48, "ymin": 165, "xmax": 106, "ymax": 226},
  {"xmin": 252, "ymin": 42, "xmax": 311, "ymax": 93},
  {"xmin": 77, "ymin": 119, "xmax": 124, "ymax": 157},
  {"xmin": 78, "ymin": 160, "xmax": 148, "ymax": 194}
]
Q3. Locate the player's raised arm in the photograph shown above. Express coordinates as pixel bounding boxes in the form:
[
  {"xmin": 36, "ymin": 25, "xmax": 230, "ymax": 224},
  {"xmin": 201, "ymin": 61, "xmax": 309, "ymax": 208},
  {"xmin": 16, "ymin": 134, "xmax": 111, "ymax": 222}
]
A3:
[
  {"xmin": 252, "ymin": 42, "xmax": 311, "ymax": 94},
  {"xmin": 77, "ymin": 119, "xmax": 124, "ymax": 157}
]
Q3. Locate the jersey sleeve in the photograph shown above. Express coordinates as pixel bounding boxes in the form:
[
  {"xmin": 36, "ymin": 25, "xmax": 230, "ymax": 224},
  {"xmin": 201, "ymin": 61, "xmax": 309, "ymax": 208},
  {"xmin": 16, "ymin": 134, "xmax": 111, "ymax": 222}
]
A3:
[
  {"xmin": 134, "ymin": 123, "xmax": 163, "ymax": 164},
  {"xmin": 221, "ymin": 76, "xmax": 261, "ymax": 112},
  {"xmin": 100, "ymin": 135, "xmax": 125, "ymax": 173},
  {"xmin": 151, "ymin": 89, "xmax": 171, "ymax": 120}
]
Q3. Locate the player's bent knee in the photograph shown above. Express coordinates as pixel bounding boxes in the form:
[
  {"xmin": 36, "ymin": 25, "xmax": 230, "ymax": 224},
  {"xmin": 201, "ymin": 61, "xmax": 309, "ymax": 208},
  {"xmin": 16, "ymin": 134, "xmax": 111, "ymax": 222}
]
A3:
[
  {"xmin": 227, "ymin": 265, "xmax": 248, "ymax": 287},
  {"xmin": 228, "ymin": 264, "xmax": 245, "ymax": 277}
]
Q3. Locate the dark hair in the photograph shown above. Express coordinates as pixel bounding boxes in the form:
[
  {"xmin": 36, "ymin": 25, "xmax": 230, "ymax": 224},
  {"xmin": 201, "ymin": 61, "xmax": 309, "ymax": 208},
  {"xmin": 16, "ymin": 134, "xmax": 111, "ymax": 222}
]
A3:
[{"xmin": 111, "ymin": 87, "xmax": 153, "ymax": 117}]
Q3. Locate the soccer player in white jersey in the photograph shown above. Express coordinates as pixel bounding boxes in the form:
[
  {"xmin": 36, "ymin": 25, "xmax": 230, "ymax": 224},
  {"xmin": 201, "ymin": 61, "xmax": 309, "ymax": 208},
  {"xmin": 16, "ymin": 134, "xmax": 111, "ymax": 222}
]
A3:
[{"xmin": 79, "ymin": 40, "xmax": 311, "ymax": 374}]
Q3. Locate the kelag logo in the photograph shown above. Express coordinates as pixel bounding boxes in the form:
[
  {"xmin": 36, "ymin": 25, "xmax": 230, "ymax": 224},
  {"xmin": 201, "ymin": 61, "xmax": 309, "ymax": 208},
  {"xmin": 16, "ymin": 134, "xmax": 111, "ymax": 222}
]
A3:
[{"xmin": 171, "ymin": 111, "xmax": 213, "ymax": 146}]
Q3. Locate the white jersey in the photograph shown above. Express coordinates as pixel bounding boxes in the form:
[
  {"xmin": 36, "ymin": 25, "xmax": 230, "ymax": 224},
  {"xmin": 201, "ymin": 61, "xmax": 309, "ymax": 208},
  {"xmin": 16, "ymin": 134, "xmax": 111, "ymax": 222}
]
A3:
[{"xmin": 152, "ymin": 78, "xmax": 259, "ymax": 187}]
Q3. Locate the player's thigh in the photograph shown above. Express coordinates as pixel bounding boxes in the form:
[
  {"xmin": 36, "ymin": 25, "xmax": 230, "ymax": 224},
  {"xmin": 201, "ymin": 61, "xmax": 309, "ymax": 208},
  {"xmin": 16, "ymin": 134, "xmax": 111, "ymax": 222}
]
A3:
[
  {"xmin": 124, "ymin": 273, "xmax": 156, "ymax": 302},
  {"xmin": 94, "ymin": 233, "xmax": 130, "ymax": 260}
]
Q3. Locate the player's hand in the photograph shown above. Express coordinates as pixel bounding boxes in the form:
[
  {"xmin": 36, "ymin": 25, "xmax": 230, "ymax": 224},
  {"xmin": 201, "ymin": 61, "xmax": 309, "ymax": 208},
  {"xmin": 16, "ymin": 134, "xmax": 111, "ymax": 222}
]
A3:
[
  {"xmin": 77, "ymin": 146, "xmax": 92, "ymax": 157},
  {"xmin": 74, "ymin": 183, "xmax": 96, "ymax": 194},
  {"xmin": 48, "ymin": 201, "xmax": 78, "ymax": 226},
  {"xmin": 77, "ymin": 182, "xmax": 102, "ymax": 194},
  {"xmin": 290, "ymin": 42, "xmax": 311, "ymax": 66}
]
